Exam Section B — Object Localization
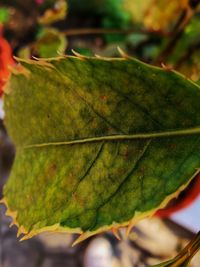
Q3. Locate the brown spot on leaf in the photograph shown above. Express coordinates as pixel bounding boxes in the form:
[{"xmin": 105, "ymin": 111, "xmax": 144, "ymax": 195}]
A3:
[
  {"xmin": 100, "ymin": 95, "xmax": 108, "ymax": 101},
  {"xmin": 123, "ymin": 148, "xmax": 133, "ymax": 160},
  {"xmin": 48, "ymin": 164, "xmax": 57, "ymax": 175},
  {"xmin": 169, "ymin": 143, "xmax": 177, "ymax": 150}
]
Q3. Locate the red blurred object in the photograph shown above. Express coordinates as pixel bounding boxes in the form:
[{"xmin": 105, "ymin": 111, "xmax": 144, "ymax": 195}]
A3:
[
  {"xmin": 156, "ymin": 173, "xmax": 200, "ymax": 218},
  {"xmin": 35, "ymin": 0, "xmax": 44, "ymax": 5},
  {"xmin": 0, "ymin": 25, "xmax": 14, "ymax": 97}
]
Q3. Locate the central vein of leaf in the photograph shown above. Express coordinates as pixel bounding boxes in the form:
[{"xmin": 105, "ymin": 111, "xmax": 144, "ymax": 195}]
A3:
[{"xmin": 22, "ymin": 127, "xmax": 200, "ymax": 148}]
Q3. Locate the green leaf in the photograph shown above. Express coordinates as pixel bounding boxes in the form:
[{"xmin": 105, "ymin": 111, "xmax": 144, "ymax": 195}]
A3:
[
  {"xmin": 2, "ymin": 53, "xmax": 200, "ymax": 245},
  {"xmin": 0, "ymin": 7, "xmax": 9, "ymax": 24},
  {"xmin": 34, "ymin": 28, "xmax": 67, "ymax": 58},
  {"xmin": 18, "ymin": 28, "xmax": 67, "ymax": 59}
]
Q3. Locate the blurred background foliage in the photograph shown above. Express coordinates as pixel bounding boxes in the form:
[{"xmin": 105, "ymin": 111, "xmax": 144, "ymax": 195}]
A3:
[
  {"xmin": 1, "ymin": 1, "xmax": 200, "ymax": 267},
  {"xmin": 0, "ymin": 0, "xmax": 200, "ymax": 85}
]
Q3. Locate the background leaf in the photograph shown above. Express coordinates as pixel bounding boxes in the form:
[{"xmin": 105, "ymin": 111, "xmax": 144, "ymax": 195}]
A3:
[{"xmin": 18, "ymin": 28, "xmax": 67, "ymax": 59}]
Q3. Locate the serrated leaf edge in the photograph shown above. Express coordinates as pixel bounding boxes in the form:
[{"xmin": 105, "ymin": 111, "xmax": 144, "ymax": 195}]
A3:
[
  {"xmin": 2, "ymin": 52, "xmax": 200, "ymax": 246},
  {"xmin": 10, "ymin": 52, "xmax": 200, "ymax": 92},
  {"xmin": 1, "ymin": 168, "xmax": 199, "ymax": 246}
]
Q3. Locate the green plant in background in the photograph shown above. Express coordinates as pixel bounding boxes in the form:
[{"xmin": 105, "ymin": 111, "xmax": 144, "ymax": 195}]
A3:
[
  {"xmin": 18, "ymin": 28, "xmax": 67, "ymax": 58},
  {"xmin": 0, "ymin": 7, "xmax": 9, "ymax": 24},
  {"xmin": 68, "ymin": 0, "xmax": 132, "ymax": 42}
]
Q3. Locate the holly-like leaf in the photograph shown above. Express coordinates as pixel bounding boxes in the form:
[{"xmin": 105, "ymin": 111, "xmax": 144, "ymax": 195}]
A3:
[
  {"xmin": 18, "ymin": 28, "xmax": 67, "ymax": 59},
  {"xmin": 2, "ymin": 53, "xmax": 200, "ymax": 245}
]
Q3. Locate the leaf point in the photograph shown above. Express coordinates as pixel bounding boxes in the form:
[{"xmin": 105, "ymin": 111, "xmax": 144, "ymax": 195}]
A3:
[
  {"xmin": 9, "ymin": 221, "xmax": 15, "ymax": 228},
  {"xmin": 13, "ymin": 56, "xmax": 21, "ymax": 61},
  {"xmin": 126, "ymin": 222, "xmax": 135, "ymax": 237},
  {"xmin": 17, "ymin": 226, "xmax": 27, "ymax": 237},
  {"xmin": 117, "ymin": 47, "xmax": 130, "ymax": 59},
  {"xmin": 71, "ymin": 49, "xmax": 86, "ymax": 60},
  {"xmin": 57, "ymin": 50, "xmax": 64, "ymax": 56},
  {"xmin": 112, "ymin": 227, "xmax": 121, "ymax": 240},
  {"xmin": 161, "ymin": 62, "xmax": 174, "ymax": 72},
  {"xmin": 13, "ymin": 57, "xmax": 55, "ymax": 70},
  {"xmin": 31, "ymin": 56, "xmax": 40, "ymax": 61},
  {"xmin": 17, "ymin": 230, "xmax": 21, "ymax": 238},
  {"xmin": 94, "ymin": 54, "xmax": 103, "ymax": 59},
  {"xmin": 72, "ymin": 233, "xmax": 88, "ymax": 247}
]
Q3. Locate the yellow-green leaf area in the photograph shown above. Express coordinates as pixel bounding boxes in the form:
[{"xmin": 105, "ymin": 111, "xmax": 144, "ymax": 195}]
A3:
[{"xmin": 2, "ymin": 55, "xmax": 200, "ymax": 241}]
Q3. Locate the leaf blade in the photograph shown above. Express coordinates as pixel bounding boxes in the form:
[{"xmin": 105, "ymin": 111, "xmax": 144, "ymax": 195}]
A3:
[{"xmin": 2, "ymin": 55, "xmax": 200, "ymax": 242}]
